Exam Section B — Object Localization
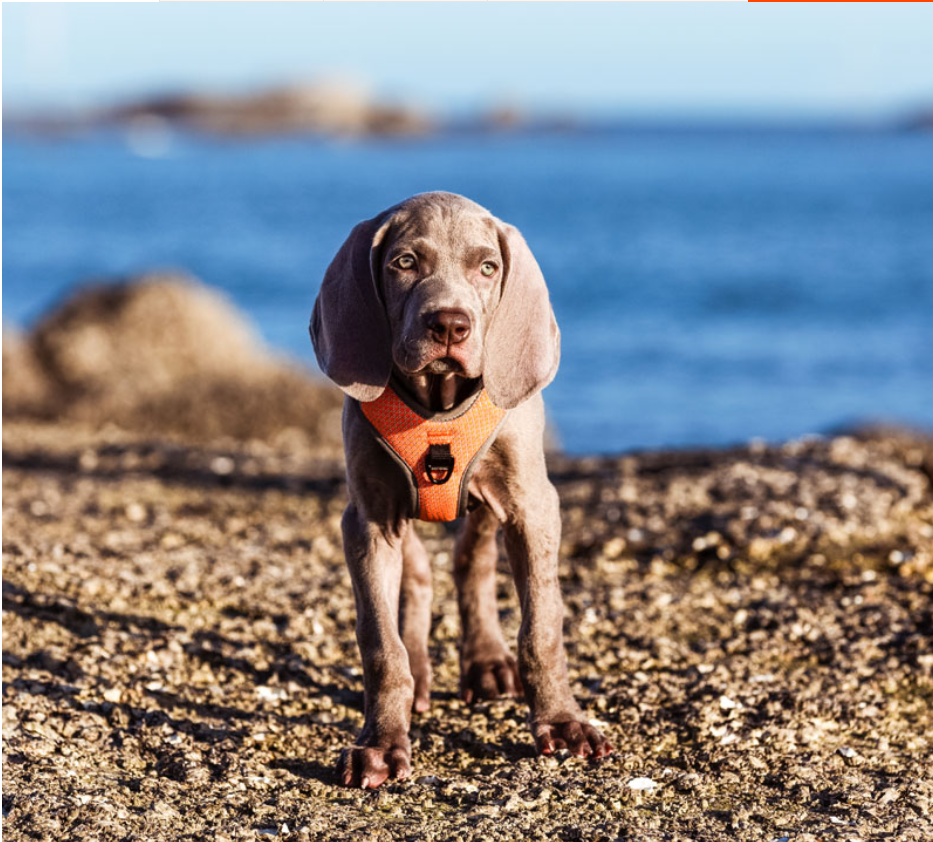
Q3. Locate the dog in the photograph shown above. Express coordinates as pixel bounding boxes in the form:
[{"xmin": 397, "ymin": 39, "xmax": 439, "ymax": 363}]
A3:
[{"xmin": 310, "ymin": 192, "xmax": 612, "ymax": 789}]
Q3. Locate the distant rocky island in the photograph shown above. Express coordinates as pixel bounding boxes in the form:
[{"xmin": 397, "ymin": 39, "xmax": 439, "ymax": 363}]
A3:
[
  {"xmin": 8, "ymin": 82, "xmax": 431, "ymax": 138},
  {"xmin": 5, "ymin": 81, "xmax": 582, "ymax": 140},
  {"xmin": 9, "ymin": 81, "xmax": 932, "ymax": 140},
  {"xmin": 897, "ymin": 107, "xmax": 933, "ymax": 133}
]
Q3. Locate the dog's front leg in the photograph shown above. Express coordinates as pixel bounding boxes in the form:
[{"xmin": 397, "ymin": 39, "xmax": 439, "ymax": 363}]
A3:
[
  {"xmin": 502, "ymin": 479, "xmax": 614, "ymax": 760},
  {"xmin": 338, "ymin": 504, "xmax": 414, "ymax": 789}
]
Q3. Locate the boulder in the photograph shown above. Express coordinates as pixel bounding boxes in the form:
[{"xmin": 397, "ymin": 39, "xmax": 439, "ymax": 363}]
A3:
[
  {"xmin": 32, "ymin": 272, "xmax": 271, "ymax": 401},
  {"xmin": 10, "ymin": 273, "xmax": 344, "ymax": 450},
  {"xmin": 2, "ymin": 324, "xmax": 54, "ymax": 417}
]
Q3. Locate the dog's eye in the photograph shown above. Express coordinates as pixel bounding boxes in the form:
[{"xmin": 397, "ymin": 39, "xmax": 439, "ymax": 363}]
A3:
[
  {"xmin": 396, "ymin": 255, "xmax": 416, "ymax": 270},
  {"xmin": 480, "ymin": 262, "xmax": 497, "ymax": 277}
]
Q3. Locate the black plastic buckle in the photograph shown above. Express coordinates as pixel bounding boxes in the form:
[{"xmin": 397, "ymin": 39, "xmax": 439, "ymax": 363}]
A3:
[{"xmin": 425, "ymin": 443, "xmax": 455, "ymax": 485}]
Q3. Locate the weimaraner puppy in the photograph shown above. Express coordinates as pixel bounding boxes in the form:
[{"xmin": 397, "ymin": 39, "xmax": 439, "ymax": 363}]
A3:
[{"xmin": 310, "ymin": 191, "xmax": 612, "ymax": 789}]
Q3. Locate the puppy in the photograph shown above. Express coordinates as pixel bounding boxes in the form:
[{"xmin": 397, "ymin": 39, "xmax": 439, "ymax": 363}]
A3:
[{"xmin": 311, "ymin": 192, "xmax": 612, "ymax": 789}]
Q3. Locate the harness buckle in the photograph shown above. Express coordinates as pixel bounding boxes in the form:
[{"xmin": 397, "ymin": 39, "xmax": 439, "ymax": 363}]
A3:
[{"xmin": 425, "ymin": 443, "xmax": 455, "ymax": 485}]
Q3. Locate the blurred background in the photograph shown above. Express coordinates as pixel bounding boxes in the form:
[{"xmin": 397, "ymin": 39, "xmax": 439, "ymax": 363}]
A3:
[{"xmin": 4, "ymin": 3, "xmax": 932, "ymax": 454}]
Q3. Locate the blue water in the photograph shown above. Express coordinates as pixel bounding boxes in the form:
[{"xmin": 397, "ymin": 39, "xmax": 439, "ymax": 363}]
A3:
[{"xmin": 3, "ymin": 130, "xmax": 932, "ymax": 453}]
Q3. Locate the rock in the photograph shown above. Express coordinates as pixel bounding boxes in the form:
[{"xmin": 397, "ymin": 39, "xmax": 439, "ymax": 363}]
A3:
[
  {"xmin": 32, "ymin": 271, "xmax": 270, "ymax": 399},
  {"xmin": 16, "ymin": 273, "xmax": 344, "ymax": 450},
  {"xmin": 897, "ymin": 106, "xmax": 933, "ymax": 133},
  {"xmin": 2, "ymin": 324, "xmax": 54, "ymax": 416}
]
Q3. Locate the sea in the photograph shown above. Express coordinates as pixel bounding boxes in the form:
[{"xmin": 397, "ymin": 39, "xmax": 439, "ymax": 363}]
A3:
[{"xmin": 3, "ymin": 128, "xmax": 932, "ymax": 454}]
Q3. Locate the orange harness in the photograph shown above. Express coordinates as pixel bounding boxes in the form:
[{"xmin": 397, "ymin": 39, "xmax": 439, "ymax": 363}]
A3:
[{"xmin": 358, "ymin": 385, "xmax": 507, "ymax": 522}]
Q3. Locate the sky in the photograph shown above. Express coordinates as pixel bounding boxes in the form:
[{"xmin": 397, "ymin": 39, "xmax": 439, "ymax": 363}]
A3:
[{"xmin": 3, "ymin": 3, "xmax": 932, "ymax": 120}]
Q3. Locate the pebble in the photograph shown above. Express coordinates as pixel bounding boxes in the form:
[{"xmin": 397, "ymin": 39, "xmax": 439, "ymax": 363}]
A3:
[
  {"xmin": 255, "ymin": 686, "xmax": 288, "ymax": 703},
  {"xmin": 878, "ymin": 788, "xmax": 900, "ymax": 805},
  {"xmin": 125, "ymin": 503, "xmax": 147, "ymax": 522},
  {"xmin": 628, "ymin": 777, "xmax": 657, "ymax": 791},
  {"xmin": 210, "ymin": 456, "xmax": 236, "ymax": 476}
]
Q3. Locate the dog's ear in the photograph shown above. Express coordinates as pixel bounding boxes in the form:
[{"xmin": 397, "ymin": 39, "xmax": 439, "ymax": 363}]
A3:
[
  {"xmin": 483, "ymin": 222, "xmax": 561, "ymax": 409},
  {"xmin": 310, "ymin": 214, "xmax": 394, "ymax": 402}
]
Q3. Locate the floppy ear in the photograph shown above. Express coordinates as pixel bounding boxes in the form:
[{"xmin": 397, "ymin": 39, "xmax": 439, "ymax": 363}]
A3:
[
  {"xmin": 483, "ymin": 223, "xmax": 561, "ymax": 409},
  {"xmin": 309, "ymin": 214, "xmax": 393, "ymax": 401}
]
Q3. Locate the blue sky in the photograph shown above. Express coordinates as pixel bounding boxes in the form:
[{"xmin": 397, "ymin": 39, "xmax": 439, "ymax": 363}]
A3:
[{"xmin": 3, "ymin": 3, "xmax": 932, "ymax": 119}]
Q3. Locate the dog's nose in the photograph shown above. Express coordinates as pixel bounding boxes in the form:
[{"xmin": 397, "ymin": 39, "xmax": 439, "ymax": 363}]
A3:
[{"xmin": 425, "ymin": 309, "xmax": 471, "ymax": 345}]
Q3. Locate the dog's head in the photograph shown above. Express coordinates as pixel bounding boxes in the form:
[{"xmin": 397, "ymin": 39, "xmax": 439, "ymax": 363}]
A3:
[{"xmin": 310, "ymin": 192, "xmax": 559, "ymax": 410}]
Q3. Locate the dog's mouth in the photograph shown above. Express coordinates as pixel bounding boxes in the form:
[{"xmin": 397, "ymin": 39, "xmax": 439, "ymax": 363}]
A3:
[
  {"xmin": 422, "ymin": 357, "xmax": 463, "ymax": 375},
  {"xmin": 395, "ymin": 359, "xmax": 479, "ymax": 412}
]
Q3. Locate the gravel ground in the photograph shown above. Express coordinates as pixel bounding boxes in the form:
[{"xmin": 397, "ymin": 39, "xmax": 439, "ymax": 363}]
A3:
[{"xmin": 3, "ymin": 421, "xmax": 932, "ymax": 842}]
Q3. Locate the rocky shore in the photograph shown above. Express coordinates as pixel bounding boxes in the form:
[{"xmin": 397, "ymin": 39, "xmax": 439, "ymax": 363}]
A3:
[{"xmin": 3, "ymin": 278, "xmax": 932, "ymax": 841}]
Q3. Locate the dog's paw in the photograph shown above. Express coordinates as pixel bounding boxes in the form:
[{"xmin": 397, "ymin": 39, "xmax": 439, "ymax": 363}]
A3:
[
  {"xmin": 460, "ymin": 652, "xmax": 523, "ymax": 703},
  {"xmin": 533, "ymin": 717, "xmax": 613, "ymax": 760},
  {"xmin": 337, "ymin": 741, "xmax": 412, "ymax": 789}
]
